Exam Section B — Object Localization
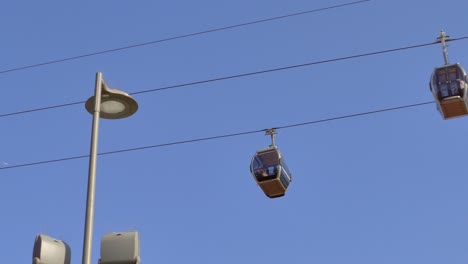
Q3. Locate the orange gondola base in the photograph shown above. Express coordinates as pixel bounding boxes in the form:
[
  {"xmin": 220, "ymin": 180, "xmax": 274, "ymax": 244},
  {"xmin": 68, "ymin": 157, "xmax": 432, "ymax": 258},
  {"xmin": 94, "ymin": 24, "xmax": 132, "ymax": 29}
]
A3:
[
  {"xmin": 437, "ymin": 96, "xmax": 468, "ymax": 119},
  {"xmin": 257, "ymin": 177, "xmax": 287, "ymax": 198}
]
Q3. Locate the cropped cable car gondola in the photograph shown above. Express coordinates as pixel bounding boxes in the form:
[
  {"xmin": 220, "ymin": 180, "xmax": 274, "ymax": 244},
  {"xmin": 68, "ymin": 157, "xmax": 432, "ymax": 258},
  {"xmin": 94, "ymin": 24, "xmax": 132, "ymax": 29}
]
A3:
[
  {"xmin": 250, "ymin": 129, "xmax": 292, "ymax": 198},
  {"xmin": 429, "ymin": 31, "xmax": 468, "ymax": 119}
]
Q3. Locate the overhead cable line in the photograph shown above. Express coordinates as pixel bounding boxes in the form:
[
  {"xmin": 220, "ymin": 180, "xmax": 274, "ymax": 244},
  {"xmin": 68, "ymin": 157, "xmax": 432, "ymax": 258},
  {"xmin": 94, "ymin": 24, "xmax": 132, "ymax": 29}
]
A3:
[
  {"xmin": 0, "ymin": 101, "xmax": 84, "ymax": 118},
  {"xmin": 130, "ymin": 38, "xmax": 468, "ymax": 95},
  {"xmin": 0, "ymin": 100, "xmax": 434, "ymax": 171},
  {"xmin": 0, "ymin": 0, "xmax": 370, "ymax": 75},
  {"xmin": 1, "ymin": 35, "xmax": 467, "ymax": 119}
]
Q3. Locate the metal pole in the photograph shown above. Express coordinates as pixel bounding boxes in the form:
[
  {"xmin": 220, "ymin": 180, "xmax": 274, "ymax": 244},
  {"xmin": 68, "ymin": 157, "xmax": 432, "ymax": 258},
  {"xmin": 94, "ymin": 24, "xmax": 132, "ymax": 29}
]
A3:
[{"xmin": 82, "ymin": 72, "xmax": 103, "ymax": 264}]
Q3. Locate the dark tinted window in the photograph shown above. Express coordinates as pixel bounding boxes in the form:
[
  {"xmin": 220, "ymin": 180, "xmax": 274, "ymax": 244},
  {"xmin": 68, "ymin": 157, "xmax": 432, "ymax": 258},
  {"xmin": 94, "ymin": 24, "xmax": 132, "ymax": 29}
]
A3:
[{"xmin": 253, "ymin": 149, "xmax": 280, "ymax": 181}]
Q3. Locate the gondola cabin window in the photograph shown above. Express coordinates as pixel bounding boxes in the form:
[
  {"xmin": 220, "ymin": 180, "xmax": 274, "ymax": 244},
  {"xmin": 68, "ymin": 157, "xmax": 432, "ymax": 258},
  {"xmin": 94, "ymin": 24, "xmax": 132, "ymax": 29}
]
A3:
[
  {"xmin": 252, "ymin": 150, "xmax": 280, "ymax": 182},
  {"xmin": 433, "ymin": 66, "xmax": 466, "ymax": 99},
  {"xmin": 279, "ymin": 159, "xmax": 292, "ymax": 188}
]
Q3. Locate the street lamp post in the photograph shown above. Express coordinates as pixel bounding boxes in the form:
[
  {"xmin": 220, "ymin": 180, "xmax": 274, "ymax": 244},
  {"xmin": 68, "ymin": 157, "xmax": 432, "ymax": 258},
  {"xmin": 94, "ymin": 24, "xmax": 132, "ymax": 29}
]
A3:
[
  {"xmin": 31, "ymin": 72, "xmax": 139, "ymax": 264},
  {"xmin": 82, "ymin": 72, "xmax": 138, "ymax": 264}
]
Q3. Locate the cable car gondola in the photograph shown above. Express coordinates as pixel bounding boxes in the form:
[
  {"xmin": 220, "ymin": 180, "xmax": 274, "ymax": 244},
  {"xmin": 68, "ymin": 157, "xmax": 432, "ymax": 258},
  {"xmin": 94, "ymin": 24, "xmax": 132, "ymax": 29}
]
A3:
[
  {"xmin": 250, "ymin": 129, "xmax": 292, "ymax": 198},
  {"xmin": 429, "ymin": 31, "xmax": 468, "ymax": 119}
]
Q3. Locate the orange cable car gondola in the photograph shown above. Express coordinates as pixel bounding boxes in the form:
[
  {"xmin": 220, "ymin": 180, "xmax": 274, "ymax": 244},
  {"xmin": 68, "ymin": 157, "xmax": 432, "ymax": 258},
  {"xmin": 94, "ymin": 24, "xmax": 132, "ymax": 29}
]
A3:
[
  {"xmin": 250, "ymin": 129, "xmax": 292, "ymax": 198},
  {"xmin": 429, "ymin": 31, "xmax": 468, "ymax": 119}
]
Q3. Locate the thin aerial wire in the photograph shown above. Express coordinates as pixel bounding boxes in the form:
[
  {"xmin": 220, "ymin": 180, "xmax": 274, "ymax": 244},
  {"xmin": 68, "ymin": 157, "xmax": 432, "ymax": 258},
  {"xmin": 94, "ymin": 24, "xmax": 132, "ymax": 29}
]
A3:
[
  {"xmin": 130, "ymin": 38, "xmax": 462, "ymax": 95},
  {"xmin": 0, "ymin": 100, "xmax": 434, "ymax": 170},
  {"xmin": 0, "ymin": 0, "xmax": 371, "ymax": 75},
  {"xmin": 0, "ymin": 101, "xmax": 84, "ymax": 118},
  {"xmin": 274, "ymin": 101, "xmax": 434, "ymax": 129},
  {"xmin": 2, "ymin": 36, "xmax": 467, "ymax": 119}
]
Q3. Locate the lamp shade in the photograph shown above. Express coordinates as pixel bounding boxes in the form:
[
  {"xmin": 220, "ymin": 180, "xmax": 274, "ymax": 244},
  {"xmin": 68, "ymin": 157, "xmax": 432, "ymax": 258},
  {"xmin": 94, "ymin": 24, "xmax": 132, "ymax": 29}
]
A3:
[{"xmin": 85, "ymin": 84, "xmax": 138, "ymax": 119}]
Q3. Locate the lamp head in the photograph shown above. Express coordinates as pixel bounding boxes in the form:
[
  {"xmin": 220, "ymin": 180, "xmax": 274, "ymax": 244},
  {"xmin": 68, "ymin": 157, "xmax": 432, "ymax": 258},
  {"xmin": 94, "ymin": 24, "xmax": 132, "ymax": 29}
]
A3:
[
  {"xmin": 85, "ymin": 83, "xmax": 138, "ymax": 119},
  {"xmin": 33, "ymin": 234, "xmax": 71, "ymax": 264}
]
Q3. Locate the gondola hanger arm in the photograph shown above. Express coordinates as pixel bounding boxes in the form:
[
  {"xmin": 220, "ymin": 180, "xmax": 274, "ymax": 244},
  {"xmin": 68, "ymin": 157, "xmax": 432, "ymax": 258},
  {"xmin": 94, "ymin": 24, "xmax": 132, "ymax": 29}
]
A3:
[
  {"xmin": 265, "ymin": 128, "xmax": 278, "ymax": 147},
  {"xmin": 436, "ymin": 30, "xmax": 451, "ymax": 65}
]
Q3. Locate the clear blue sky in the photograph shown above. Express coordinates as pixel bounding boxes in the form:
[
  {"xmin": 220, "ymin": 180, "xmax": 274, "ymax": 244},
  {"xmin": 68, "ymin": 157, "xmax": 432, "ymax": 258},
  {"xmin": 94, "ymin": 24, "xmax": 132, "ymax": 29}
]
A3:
[{"xmin": 1, "ymin": 1, "xmax": 468, "ymax": 263}]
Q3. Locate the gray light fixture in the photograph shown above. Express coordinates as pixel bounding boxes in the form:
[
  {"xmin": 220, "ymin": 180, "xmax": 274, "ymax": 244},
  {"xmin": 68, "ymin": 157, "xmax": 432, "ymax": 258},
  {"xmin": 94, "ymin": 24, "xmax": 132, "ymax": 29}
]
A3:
[
  {"xmin": 32, "ymin": 234, "xmax": 71, "ymax": 264},
  {"xmin": 98, "ymin": 231, "xmax": 141, "ymax": 264}
]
